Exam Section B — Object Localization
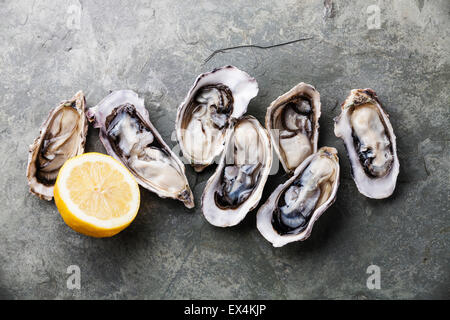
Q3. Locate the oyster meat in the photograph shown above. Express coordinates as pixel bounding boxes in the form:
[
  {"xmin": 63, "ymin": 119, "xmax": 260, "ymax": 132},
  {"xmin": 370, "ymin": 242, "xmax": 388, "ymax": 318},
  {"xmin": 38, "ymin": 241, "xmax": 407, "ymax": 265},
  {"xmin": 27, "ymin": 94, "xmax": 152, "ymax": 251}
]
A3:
[
  {"xmin": 266, "ymin": 83, "xmax": 321, "ymax": 174},
  {"xmin": 87, "ymin": 90, "xmax": 194, "ymax": 208},
  {"xmin": 257, "ymin": 147, "xmax": 340, "ymax": 247},
  {"xmin": 334, "ymin": 89, "xmax": 399, "ymax": 199},
  {"xmin": 176, "ymin": 65, "xmax": 258, "ymax": 172},
  {"xmin": 202, "ymin": 115, "xmax": 272, "ymax": 227},
  {"xmin": 27, "ymin": 91, "xmax": 88, "ymax": 200}
]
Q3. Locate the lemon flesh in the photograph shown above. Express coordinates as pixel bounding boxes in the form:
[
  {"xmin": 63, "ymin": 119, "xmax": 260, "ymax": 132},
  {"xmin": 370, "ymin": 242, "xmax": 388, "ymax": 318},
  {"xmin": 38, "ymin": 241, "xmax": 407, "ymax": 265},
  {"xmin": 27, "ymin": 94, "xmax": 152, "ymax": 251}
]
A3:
[{"xmin": 54, "ymin": 152, "xmax": 140, "ymax": 237}]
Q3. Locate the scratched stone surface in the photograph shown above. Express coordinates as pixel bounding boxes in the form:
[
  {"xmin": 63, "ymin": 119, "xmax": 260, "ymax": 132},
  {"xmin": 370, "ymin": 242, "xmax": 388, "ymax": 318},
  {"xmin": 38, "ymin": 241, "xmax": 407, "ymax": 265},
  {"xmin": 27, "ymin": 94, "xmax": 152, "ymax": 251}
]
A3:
[{"xmin": 0, "ymin": 0, "xmax": 449, "ymax": 299}]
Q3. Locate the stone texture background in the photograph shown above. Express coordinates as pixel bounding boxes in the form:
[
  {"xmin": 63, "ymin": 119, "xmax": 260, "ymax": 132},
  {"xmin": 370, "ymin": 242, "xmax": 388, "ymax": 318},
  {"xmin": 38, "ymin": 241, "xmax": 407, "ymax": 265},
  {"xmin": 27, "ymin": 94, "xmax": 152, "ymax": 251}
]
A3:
[{"xmin": 0, "ymin": 0, "xmax": 449, "ymax": 299}]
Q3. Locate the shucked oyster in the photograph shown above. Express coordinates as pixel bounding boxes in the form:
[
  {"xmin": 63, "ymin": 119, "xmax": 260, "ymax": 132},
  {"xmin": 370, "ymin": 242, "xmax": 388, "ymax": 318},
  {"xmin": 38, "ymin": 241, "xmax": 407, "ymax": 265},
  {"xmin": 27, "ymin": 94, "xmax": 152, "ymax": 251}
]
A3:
[
  {"xmin": 266, "ymin": 83, "xmax": 321, "ymax": 174},
  {"xmin": 87, "ymin": 90, "xmax": 194, "ymax": 208},
  {"xmin": 257, "ymin": 147, "xmax": 340, "ymax": 247},
  {"xmin": 334, "ymin": 89, "xmax": 399, "ymax": 199},
  {"xmin": 202, "ymin": 115, "xmax": 272, "ymax": 227},
  {"xmin": 27, "ymin": 91, "xmax": 88, "ymax": 200},
  {"xmin": 176, "ymin": 66, "xmax": 258, "ymax": 172}
]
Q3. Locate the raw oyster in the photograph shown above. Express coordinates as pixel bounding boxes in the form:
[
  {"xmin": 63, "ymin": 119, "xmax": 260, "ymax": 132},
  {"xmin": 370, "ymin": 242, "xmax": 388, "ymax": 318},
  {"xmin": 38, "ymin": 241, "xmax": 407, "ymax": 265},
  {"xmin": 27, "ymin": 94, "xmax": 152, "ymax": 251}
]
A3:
[
  {"xmin": 87, "ymin": 90, "xmax": 194, "ymax": 208},
  {"xmin": 334, "ymin": 89, "xmax": 399, "ymax": 199},
  {"xmin": 27, "ymin": 91, "xmax": 88, "ymax": 200},
  {"xmin": 176, "ymin": 65, "xmax": 258, "ymax": 172},
  {"xmin": 257, "ymin": 147, "xmax": 339, "ymax": 247},
  {"xmin": 202, "ymin": 115, "xmax": 272, "ymax": 227},
  {"xmin": 266, "ymin": 82, "xmax": 321, "ymax": 174}
]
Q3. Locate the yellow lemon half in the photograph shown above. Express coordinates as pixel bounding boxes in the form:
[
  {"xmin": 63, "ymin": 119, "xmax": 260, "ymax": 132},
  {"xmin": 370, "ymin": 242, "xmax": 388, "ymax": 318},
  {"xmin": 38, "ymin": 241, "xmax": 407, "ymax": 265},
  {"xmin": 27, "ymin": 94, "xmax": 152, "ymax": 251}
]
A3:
[{"xmin": 54, "ymin": 152, "xmax": 140, "ymax": 238}]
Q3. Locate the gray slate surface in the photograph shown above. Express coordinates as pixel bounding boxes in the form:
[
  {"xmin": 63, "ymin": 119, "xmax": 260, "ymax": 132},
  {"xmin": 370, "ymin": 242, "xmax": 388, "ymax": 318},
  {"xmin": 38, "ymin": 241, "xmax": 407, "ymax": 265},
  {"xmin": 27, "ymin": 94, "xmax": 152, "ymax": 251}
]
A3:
[{"xmin": 0, "ymin": 0, "xmax": 449, "ymax": 299}]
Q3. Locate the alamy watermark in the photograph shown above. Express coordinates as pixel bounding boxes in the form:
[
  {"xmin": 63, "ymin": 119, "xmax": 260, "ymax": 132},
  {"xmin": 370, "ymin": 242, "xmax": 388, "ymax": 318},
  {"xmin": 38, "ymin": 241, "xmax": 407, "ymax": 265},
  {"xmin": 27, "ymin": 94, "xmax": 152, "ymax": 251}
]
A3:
[
  {"xmin": 66, "ymin": 3, "xmax": 82, "ymax": 30},
  {"xmin": 173, "ymin": 129, "xmax": 286, "ymax": 175},
  {"xmin": 67, "ymin": 265, "xmax": 81, "ymax": 290},
  {"xmin": 366, "ymin": 265, "xmax": 381, "ymax": 290},
  {"xmin": 367, "ymin": 5, "xmax": 381, "ymax": 30}
]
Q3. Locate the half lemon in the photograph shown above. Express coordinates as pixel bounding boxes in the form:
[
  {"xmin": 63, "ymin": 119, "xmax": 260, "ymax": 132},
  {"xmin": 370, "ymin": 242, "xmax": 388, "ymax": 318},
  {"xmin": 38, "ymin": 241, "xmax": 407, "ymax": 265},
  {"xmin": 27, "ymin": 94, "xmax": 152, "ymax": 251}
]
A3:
[{"xmin": 54, "ymin": 152, "xmax": 140, "ymax": 237}]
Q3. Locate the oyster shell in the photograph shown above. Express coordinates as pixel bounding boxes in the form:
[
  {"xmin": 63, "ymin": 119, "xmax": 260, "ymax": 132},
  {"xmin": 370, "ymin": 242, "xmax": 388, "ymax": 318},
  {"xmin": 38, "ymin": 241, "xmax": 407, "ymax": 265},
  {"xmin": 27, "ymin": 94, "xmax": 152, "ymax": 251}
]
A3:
[
  {"xmin": 176, "ymin": 65, "xmax": 258, "ymax": 172},
  {"xmin": 86, "ymin": 90, "xmax": 194, "ymax": 208},
  {"xmin": 27, "ymin": 91, "xmax": 88, "ymax": 200},
  {"xmin": 266, "ymin": 82, "xmax": 321, "ymax": 174},
  {"xmin": 334, "ymin": 89, "xmax": 399, "ymax": 199},
  {"xmin": 202, "ymin": 115, "xmax": 272, "ymax": 227},
  {"xmin": 257, "ymin": 147, "xmax": 340, "ymax": 247}
]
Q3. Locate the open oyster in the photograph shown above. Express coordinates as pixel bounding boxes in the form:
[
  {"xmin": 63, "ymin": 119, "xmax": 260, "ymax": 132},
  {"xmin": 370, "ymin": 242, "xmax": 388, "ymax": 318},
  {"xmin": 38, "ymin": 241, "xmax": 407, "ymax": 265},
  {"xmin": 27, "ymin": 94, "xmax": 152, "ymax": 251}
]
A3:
[
  {"xmin": 87, "ymin": 90, "xmax": 194, "ymax": 208},
  {"xmin": 27, "ymin": 91, "xmax": 88, "ymax": 200},
  {"xmin": 202, "ymin": 115, "xmax": 272, "ymax": 227},
  {"xmin": 266, "ymin": 83, "xmax": 321, "ymax": 174},
  {"xmin": 176, "ymin": 66, "xmax": 258, "ymax": 172},
  {"xmin": 257, "ymin": 147, "xmax": 339, "ymax": 247},
  {"xmin": 334, "ymin": 89, "xmax": 399, "ymax": 199}
]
